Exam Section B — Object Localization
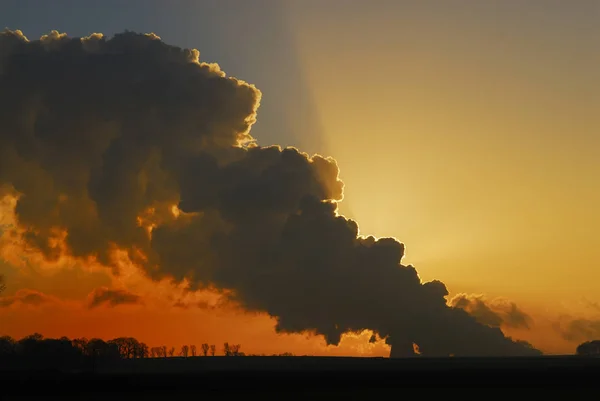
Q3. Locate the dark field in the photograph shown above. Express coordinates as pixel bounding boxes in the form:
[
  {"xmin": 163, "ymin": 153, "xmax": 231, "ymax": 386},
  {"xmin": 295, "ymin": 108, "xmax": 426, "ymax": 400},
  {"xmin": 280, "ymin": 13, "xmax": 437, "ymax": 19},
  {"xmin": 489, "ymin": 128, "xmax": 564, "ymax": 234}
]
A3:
[{"xmin": 2, "ymin": 356, "xmax": 599, "ymax": 398}]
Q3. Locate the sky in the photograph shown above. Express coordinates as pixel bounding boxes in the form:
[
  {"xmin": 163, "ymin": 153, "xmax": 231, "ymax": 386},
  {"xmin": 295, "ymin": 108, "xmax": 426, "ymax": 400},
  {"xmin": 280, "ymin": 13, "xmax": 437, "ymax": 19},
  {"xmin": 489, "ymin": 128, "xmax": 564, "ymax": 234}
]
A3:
[{"xmin": 0, "ymin": 0, "xmax": 599, "ymax": 356}]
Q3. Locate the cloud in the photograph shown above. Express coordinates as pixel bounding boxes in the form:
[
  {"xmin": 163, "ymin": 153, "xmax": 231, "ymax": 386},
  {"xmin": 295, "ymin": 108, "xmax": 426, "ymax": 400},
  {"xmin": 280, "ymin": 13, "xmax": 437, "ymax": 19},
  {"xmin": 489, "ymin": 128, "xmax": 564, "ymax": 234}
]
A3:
[
  {"xmin": 0, "ymin": 288, "xmax": 57, "ymax": 307},
  {"xmin": 170, "ymin": 285, "xmax": 237, "ymax": 312},
  {"xmin": 87, "ymin": 287, "xmax": 142, "ymax": 309},
  {"xmin": 551, "ymin": 300, "xmax": 600, "ymax": 344},
  {"xmin": 0, "ymin": 29, "xmax": 541, "ymax": 357},
  {"xmin": 173, "ymin": 298, "xmax": 227, "ymax": 311},
  {"xmin": 583, "ymin": 299, "xmax": 600, "ymax": 313},
  {"xmin": 449, "ymin": 293, "xmax": 533, "ymax": 330},
  {"xmin": 555, "ymin": 318, "xmax": 600, "ymax": 343}
]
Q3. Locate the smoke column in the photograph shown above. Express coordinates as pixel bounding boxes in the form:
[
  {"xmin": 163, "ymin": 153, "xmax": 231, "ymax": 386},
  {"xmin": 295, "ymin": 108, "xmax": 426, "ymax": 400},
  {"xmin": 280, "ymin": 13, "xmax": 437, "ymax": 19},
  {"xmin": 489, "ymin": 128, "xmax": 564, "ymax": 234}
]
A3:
[{"xmin": 0, "ymin": 30, "xmax": 540, "ymax": 357}]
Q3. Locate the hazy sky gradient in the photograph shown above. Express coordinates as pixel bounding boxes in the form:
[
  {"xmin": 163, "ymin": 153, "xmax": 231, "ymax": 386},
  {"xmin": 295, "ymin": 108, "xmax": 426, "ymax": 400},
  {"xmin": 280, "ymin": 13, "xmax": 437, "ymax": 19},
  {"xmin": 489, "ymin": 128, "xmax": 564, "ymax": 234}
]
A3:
[
  {"xmin": 283, "ymin": 1, "xmax": 600, "ymax": 305},
  {"xmin": 1, "ymin": 0, "xmax": 599, "ymax": 354}
]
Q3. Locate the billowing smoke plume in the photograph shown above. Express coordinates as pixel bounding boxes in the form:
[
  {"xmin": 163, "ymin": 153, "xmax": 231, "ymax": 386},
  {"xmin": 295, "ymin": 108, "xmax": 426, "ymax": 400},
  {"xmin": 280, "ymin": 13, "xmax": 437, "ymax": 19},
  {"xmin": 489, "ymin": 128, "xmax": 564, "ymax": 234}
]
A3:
[
  {"xmin": 0, "ymin": 30, "xmax": 540, "ymax": 357},
  {"xmin": 450, "ymin": 293, "xmax": 532, "ymax": 330}
]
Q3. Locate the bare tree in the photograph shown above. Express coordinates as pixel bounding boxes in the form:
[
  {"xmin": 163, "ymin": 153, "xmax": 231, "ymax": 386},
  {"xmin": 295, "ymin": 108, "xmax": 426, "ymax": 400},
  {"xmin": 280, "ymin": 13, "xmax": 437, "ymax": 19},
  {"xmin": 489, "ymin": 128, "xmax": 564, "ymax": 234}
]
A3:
[
  {"xmin": 222, "ymin": 343, "xmax": 242, "ymax": 356},
  {"xmin": 181, "ymin": 345, "xmax": 189, "ymax": 358},
  {"xmin": 209, "ymin": 344, "xmax": 216, "ymax": 356},
  {"xmin": 201, "ymin": 343, "xmax": 209, "ymax": 356},
  {"xmin": 151, "ymin": 346, "xmax": 163, "ymax": 358},
  {"xmin": 230, "ymin": 344, "xmax": 241, "ymax": 356},
  {"xmin": 223, "ymin": 342, "xmax": 231, "ymax": 356},
  {"xmin": 161, "ymin": 345, "xmax": 167, "ymax": 358},
  {"xmin": 190, "ymin": 345, "xmax": 196, "ymax": 357},
  {"xmin": 168, "ymin": 347, "xmax": 175, "ymax": 357},
  {"xmin": 0, "ymin": 275, "xmax": 5, "ymax": 294}
]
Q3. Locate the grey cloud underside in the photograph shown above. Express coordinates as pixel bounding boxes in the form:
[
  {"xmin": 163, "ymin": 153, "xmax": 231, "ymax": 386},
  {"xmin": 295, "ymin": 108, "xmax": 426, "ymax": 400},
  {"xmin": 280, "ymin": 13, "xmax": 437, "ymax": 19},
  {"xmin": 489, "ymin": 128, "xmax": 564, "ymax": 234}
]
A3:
[
  {"xmin": 87, "ymin": 287, "xmax": 141, "ymax": 309},
  {"xmin": 558, "ymin": 319, "xmax": 600, "ymax": 343},
  {"xmin": 0, "ymin": 30, "xmax": 540, "ymax": 356},
  {"xmin": 0, "ymin": 289, "xmax": 53, "ymax": 307}
]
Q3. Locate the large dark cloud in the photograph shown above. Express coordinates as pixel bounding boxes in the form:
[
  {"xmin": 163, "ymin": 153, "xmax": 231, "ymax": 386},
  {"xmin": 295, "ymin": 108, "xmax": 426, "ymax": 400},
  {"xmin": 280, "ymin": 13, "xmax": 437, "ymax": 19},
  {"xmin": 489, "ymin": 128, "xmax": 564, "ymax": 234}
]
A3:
[{"xmin": 0, "ymin": 29, "xmax": 541, "ymax": 357}]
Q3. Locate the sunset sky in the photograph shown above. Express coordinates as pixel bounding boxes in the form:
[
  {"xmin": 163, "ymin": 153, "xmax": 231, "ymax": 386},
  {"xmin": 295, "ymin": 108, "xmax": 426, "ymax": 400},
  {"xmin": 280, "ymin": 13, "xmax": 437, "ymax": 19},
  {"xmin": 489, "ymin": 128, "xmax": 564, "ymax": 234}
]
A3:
[{"xmin": 1, "ymin": 0, "xmax": 599, "ymax": 356}]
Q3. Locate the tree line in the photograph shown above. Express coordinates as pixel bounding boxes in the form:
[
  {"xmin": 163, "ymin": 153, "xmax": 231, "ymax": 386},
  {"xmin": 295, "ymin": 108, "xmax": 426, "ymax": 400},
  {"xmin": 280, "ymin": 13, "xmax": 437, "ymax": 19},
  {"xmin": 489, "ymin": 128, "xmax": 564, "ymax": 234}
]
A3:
[
  {"xmin": 0, "ymin": 332, "xmax": 598, "ymax": 365},
  {"xmin": 0, "ymin": 333, "xmax": 259, "ymax": 370},
  {"xmin": 148, "ymin": 342, "xmax": 244, "ymax": 358},
  {"xmin": 1, "ymin": 278, "xmax": 598, "ymax": 358}
]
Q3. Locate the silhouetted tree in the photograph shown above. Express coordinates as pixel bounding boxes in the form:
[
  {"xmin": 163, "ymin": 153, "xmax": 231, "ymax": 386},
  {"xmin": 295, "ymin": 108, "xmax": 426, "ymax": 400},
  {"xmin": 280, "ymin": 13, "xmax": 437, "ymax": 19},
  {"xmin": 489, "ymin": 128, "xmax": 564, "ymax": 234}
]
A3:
[
  {"xmin": 72, "ymin": 337, "xmax": 89, "ymax": 354},
  {"xmin": 168, "ymin": 347, "xmax": 175, "ymax": 357},
  {"xmin": 209, "ymin": 344, "xmax": 216, "ymax": 356},
  {"xmin": 221, "ymin": 343, "xmax": 243, "ymax": 356},
  {"xmin": 42, "ymin": 337, "xmax": 78, "ymax": 363},
  {"xmin": 151, "ymin": 346, "xmax": 166, "ymax": 358},
  {"xmin": 190, "ymin": 345, "xmax": 196, "ymax": 357},
  {"xmin": 151, "ymin": 346, "xmax": 167, "ymax": 358},
  {"xmin": 0, "ymin": 333, "xmax": 167, "ymax": 371},
  {"xmin": 576, "ymin": 340, "xmax": 600, "ymax": 356},
  {"xmin": 85, "ymin": 338, "xmax": 119, "ymax": 360},
  {"xmin": 230, "ymin": 344, "xmax": 242, "ymax": 356},
  {"xmin": 108, "ymin": 338, "xmax": 128, "ymax": 359},
  {"xmin": 10, "ymin": 333, "xmax": 84, "ymax": 369},
  {"xmin": 18, "ymin": 333, "xmax": 45, "ymax": 356},
  {"xmin": 201, "ymin": 343, "xmax": 209, "ymax": 356},
  {"xmin": 181, "ymin": 345, "xmax": 189, "ymax": 357},
  {"xmin": 136, "ymin": 342, "xmax": 149, "ymax": 358},
  {"xmin": 108, "ymin": 337, "xmax": 147, "ymax": 359},
  {"xmin": 0, "ymin": 275, "xmax": 5, "ymax": 294},
  {"xmin": 86, "ymin": 338, "xmax": 101, "ymax": 357},
  {"xmin": 0, "ymin": 336, "xmax": 17, "ymax": 357}
]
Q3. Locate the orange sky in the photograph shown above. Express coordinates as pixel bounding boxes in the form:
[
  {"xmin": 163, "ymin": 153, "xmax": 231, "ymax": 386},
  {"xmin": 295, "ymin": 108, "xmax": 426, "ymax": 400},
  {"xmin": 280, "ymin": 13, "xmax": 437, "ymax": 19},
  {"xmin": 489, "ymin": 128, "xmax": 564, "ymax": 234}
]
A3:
[
  {"xmin": 0, "ymin": 182, "xmax": 595, "ymax": 356},
  {"xmin": 0, "ymin": 218, "xmax": 390, "ymax": 356},
  {"xmin": 0, "ymin": 190, "xmax": 390, "ymax": 356}
]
